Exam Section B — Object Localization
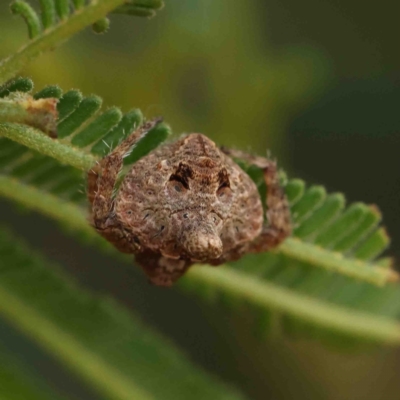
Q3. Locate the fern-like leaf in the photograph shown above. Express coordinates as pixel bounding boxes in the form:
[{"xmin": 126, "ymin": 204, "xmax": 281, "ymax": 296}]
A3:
[
  {"xmin": 0, "ymin": 76, "xmax": 34, "ymax": 97},
  {"xmin": 1, "ymin": 82, "xmax": 400, "ymax": 346},
  {"xmin": 0, "ymin": 0, "xmax": 164, "ymax": 84},
  {"xmin": 2, "ymin": 175, "xmax": 400, "ymax": 346},
  {"xmin": 0, "ymin": 226, "xmax": 245, "ymax": 400},
  {"xmin": 0, "ymin": 82, "xmax": 395, "ymax": 283}
]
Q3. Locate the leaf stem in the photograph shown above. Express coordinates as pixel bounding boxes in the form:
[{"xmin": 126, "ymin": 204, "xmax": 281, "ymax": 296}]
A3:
[
  {"xmin": 184, "ymin": 267, "xmax": 400, "ymax": 344},
  {"xmin": 0, "ymin": 176, "xmax": 92, "ymax": 233},
  {"xmin": 0, "ymin": 119, "xmax": 396, "ymax": 285},
  {"xmin": 278, "ymin": 238, "xmax": 398, "ymax": 286},
  {"xmin": 0, "ymin": 144, "xmax": 395, "ymax": 287},
  {"xmin": 0, "ymin": 98, "xmax": 34, "ymax": 123},
  {"xmin": 0, "ymin": 0, "xmax": 126, "ymax": 85},
  {"xmin": 1, "ymin": 175, "xmax": 400, "ymax": 344},
  {"xmin": 0, "ymin": 123, "xmax": 95, "ymax": 171}
]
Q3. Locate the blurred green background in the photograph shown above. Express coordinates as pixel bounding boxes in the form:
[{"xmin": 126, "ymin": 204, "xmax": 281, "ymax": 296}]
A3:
[{"xmin": 1, "ymin": 0, "xmax": 400, "ymax": 399}]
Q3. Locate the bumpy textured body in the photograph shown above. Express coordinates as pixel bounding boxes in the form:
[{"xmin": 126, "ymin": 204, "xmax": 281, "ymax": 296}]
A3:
[{"xmin": 88, "ymin": 119, "xmax": 291, "ymax": 286}]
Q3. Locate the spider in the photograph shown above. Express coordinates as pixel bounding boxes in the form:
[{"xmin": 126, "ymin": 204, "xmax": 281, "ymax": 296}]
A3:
[{"xmin": 87, "ymin": 118, "xmax": 292, "ymax": 286}]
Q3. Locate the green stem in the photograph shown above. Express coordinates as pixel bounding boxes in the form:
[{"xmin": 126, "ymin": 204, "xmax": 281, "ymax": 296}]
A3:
[
  {"xmin": 0, "ymin": 0, "xmax": 126, "ymax": 85},
  {"xmin": 0, "ymin": 125, "xmax": 395, "ymax": 287},
  {"xmin": 0, "ymin": 99, "xmax": 33, "ymax": 123},
  {"xmin": 0, "ymin": 175, "xmax": 114, "ymax": 253},
  {"xmin": 0, "ymin": 114, "xmax": 396, "ymax": 287},
  {"xmin": 1, "ymin": 175, "xmax": 400, "ymax": 344},
  {"xmin": 185, "ymin": 267, "xmax": 400, "ymax": 344},
  {"xmin": 279, "ymin": 238, "xmax": 398, "ymax": 286},
  {"xmin": 0, "ymin": 123, "xmax": 95, "ymax": 171},
  {"xmin": 0, "ymin": 175, "xmax": 92, "ymax": 234}
]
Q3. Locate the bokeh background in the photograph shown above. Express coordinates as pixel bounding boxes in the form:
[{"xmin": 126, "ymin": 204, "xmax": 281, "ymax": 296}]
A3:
[{"xmin": 1, "ymin": 0, "xmax": 400, "ymax": 399}]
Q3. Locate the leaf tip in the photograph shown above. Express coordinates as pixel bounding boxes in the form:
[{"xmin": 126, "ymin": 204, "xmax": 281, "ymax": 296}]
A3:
[
  {"xmin": 368, "ymin": 203, "xmax": 383, "ymax": 219},
  {"xmin": 10, "ymin": 0, "xmax": 42, "ymax": 39},
  {"xmin": 92, "ymin": 17, "xmax": 110, "ymax": 34}
]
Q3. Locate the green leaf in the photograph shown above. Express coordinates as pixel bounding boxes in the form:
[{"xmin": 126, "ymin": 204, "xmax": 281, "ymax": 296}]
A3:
[
  {"xmin": 1, "ymin": 83, "xmax": 400, "ymax": 347},
  {"xmin": 57, "ymin": 89, "xmax": 83, "ymax": 120},
  {"xmin": 71, "ymin": 107, "xmax": 122, "ymax": 147},
  {"xmin": 55, "ymin": 0, "xmax": 69, "ymax": 20},
  {"xmin": 72, "ymin": 0, "xmax": 85, "ymax": 10},
  {"xmin": 0, "ymin": 226, "xmax": 245, "ymax": 400},
  {"xmin": 0, "ymin": 84, "xmax": 171, "ymax": 172},
  {"xmin": 113, "ymin": 0, "xmax": 164, "ymax": 17},
  {"xmin": 58, "ymin": 95, "xmax": 103, "ymax": 139},
  {"xmin": 291, "ymin": 185, "xmax": 326, "ymax": 224},
  {"xmin": 10, "ymin": 0, "xmax": 42, "ymax": 39},
  {"xmin": 0, "ymin": 0, "xmax": 165, "ymax": 84},
  {"xmin": 91, "ymin": 108, "xmax": 143, "ymax": 156},
  {"xmin": 0, "ymin": 77, "xmax": 34, "ymax": 97},
  {"xmin": 2, "ymin": 81, "xmax": 388, "ymax": 284},
  {"xmin": 38, "ymin": 0, "xmax": 56, "ymax": 29},
  {"xmin": 33, "ymin": 84, "xmax": 63, "ymax": 99},
  {"xmin": 181, "ymin": 264, "xmax": 400, "ymax": 345},
  {"xmin": 293, "ymin": 193, "xmax": 345, "ymax": 238},
  {"xmin": 1, "ymin": 176, "xmax": 400, "ymax": 346},
  {"xmin": 92, "ymin": 17, "xmax": 110, "ymax": 34}
]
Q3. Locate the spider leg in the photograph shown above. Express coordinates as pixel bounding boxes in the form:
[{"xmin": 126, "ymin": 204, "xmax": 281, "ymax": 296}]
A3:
[
  {"xmin": 221, "ymin": 147, "xmax": 292, "ymax": 252},
  {"xmin": 88, "ymin": 117, "xmax": 162, "ymax": 229}
]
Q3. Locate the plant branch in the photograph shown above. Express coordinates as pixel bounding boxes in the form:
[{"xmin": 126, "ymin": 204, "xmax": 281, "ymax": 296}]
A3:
[
  {"xmin": 0, "ymin": 175, "xmax": 95, "ymax": 237},
  {"xmin": 0, "ymin": 0, "xmax": 127, "ymax": 85},
  {"xmin": 0, "ymin": 121, "xmax": 396, "ymax": 286},
  {"xmin": 184, "ymin": 267, "xmax": 400, "ymax": 344},
  {"xmin": 1, "ymin": 175, "xmax": 400, "ymax": 345},
  {"xmin": 278, "ymin": 238, "xmax": 398, "ymax": 286},
  {"xmin": 0, "ymin": 123, "xmax": 95, "ymax": 170}
]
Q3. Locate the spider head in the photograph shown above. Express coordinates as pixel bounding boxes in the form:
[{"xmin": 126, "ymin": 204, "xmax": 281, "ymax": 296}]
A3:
[
  {"xmin": 162, "ymin": 160, "xmax": 231, "ymax": 261},
  {"xmin": 161, "ymin": 137, "xmax": 234, "ymax": 261}
]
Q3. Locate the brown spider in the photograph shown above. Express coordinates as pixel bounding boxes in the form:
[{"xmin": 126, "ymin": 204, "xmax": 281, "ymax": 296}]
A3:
[{"xmin": 87, "ymin": 118, "xmax": 292, "ymax": 286}]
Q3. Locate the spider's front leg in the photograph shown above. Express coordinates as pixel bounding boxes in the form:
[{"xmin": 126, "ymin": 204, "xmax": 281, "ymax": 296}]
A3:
[
  {"xmin": 87, "ymin": 118, "xmax": 162, "ymax": 252},
  {"xmin": 221, "ymin": 147, "xmax": 292, "ymax": 253}
]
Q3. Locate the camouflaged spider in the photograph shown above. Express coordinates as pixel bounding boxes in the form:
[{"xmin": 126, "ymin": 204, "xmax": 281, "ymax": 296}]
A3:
[{"xmin": 88, "ymin": 118, "xmax": 292, "ymax": 286}]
